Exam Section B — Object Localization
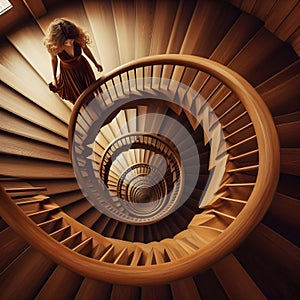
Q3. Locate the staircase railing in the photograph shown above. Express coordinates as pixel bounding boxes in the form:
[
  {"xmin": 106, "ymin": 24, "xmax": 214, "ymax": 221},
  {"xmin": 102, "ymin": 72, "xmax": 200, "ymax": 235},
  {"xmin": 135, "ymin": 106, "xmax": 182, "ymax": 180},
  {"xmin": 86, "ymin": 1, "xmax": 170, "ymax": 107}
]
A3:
[{"xmin": 0, "ymin": 54, "xmax": 280, "ymax": 285}]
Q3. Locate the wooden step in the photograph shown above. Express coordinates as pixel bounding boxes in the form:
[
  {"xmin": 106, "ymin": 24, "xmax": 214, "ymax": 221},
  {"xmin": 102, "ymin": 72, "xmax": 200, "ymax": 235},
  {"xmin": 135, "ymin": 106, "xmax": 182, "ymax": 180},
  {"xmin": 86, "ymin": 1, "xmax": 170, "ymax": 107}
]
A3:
[
  {"xmin": 4, "ymin": 186, "xmax": 47, "ymax": 198},
  {"xmin": 110, "ymin": 284, "xmax": 140, "ymax": 300},
  {"xmin": 170, "ymin": 277, "xmax": 201, "ymax": 300},
  {"xmin": 77, "ymin": 208, "xmax": 102, "ymax": 229},
  {"xmin": 27, "ymin": 207, "xmax": 58, "ymax": 224},
  {"xmin": 0, "ymin": 69, "xmax": 69, "ymax": 136},
  {"xmin": 83, "ymin": 0, "xmax": 120, "ymax": 71},
  {"xmin": 0, "ymin": 131, "xmax": 70, "ymax": 163},
  {"xmin": 234, "ymin": 224, "xmax": 299, "ymax": 299},
  {"xmin": 246, "ymin": 223, "xmax": 300, "ymax": 284},
  {"xmin": 75, "ymin": 278, "xmax": 112, "ymax": 300},
  {"xmin": 189, "ymin": 225, "xmax": 223, "ymax": 242},
  {"xmin": 212, "ymin": 254, "xmax": 266, "ymax": 300},
  {"xmin": 174, "ymin": 228, "xmax": 208, "ymax": 249},
  {"xmin": 257, "ymin": 72, "xmax": 300, "ymax": 117},
  {"xmin": 0, "ymin": 227, "xmax": 29, "ymax": 272},
  {"xmin": 210, "ymin": 12, "xmax": 263, "ymax": 64},
  {"xmin": 49, "ymin": 225, "xmax": 72, "ymax": 242},
  {"xmin": 194, "ymin": 268, "xmax": 228, "ymax": 299},
  {"xmin": 280, "ymin": 148, "xmax": 300, "ymax": 176},
  {"xmin": 141, "ymin": 284, "xmax": 172, "ymax": 300},
  {"xmin": 228, "ymin": 27, "xmax": 297, "ymax": 86},
  {"xmin": 181, "ymin": 0, "xmax": 240, "ymax": 56},
  {"xmin": 0, "ymin": 108, "xmax": 68, "ymax": 149},
  {"xmin": 35, "ymin": 237, "xmax": 93, "ymax": 299},
  {"xmin": 277, "ymin": 121, "xmax": 300, "ymax": 148},
  {"xmin": 111, "ymin": 0, "xmax": 135, "ymax": 64},
  {"xmin": 35, "ymin": 265, "xmax": 83, "ymax": 299},
  {"xmin": 0, "ymin": 247, "xmax": 56, "ymax": 299},
  {"xmin": 267, "ymin": 192, "xmax": 300, "ymax": 230},
  {"xmin": 0, "ymin": 154, "xmax": 74, "ymax": 179}
]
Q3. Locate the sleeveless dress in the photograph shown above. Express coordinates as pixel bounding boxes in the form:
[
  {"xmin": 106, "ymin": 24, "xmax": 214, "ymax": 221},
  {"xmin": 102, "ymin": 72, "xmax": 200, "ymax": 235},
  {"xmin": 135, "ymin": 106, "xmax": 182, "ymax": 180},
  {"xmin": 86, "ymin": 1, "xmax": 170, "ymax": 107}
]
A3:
[{"xmin": 49, "ymin": 41, "xmax": 96, "ymax": 104}]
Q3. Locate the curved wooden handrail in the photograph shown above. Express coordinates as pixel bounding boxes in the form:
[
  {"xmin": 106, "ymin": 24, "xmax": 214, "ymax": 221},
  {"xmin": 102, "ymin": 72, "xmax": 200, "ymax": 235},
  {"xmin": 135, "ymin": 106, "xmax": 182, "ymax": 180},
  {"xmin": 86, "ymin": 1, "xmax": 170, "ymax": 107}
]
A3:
[
  {"xmin": 1, "ymin": 55, "xmax": 280, "ymax": 285},
  {"xmin": 99, "ymin": 132, "xmax": 181, "ymax": 178}
]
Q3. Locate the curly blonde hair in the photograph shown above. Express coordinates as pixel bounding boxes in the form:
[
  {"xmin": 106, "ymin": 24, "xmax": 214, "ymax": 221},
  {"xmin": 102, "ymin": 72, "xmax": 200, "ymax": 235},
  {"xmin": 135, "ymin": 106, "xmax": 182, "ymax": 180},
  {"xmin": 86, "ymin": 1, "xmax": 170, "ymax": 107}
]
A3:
[{"xmin": 44, "ymin": 18, "xmax": 91, "ymax": 55}]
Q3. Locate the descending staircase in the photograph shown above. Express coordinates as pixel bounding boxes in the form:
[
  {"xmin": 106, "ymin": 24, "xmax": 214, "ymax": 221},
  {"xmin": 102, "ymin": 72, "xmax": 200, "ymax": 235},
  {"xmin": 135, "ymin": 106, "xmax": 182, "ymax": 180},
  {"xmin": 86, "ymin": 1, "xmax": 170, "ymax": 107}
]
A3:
[{"xmin": 1, "ymin": 0, "xmax": 299, "ymax": 299}]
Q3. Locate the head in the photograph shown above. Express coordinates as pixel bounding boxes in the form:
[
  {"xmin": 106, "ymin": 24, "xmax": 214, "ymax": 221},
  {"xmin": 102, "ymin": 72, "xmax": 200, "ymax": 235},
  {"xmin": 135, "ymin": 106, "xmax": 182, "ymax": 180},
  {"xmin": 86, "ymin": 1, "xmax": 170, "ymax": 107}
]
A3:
[{"xmin": 44, "ymin": 18, "xmax": 90, "ymax": 55}]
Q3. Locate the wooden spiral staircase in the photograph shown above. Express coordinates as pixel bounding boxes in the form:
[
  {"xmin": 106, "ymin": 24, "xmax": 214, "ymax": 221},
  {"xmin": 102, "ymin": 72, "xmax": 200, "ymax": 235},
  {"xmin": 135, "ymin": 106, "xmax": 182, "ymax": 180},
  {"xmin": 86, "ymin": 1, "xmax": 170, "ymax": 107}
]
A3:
[{"xmin": 1, "ymin": 0, "xmax": 299, "ymax": 299}]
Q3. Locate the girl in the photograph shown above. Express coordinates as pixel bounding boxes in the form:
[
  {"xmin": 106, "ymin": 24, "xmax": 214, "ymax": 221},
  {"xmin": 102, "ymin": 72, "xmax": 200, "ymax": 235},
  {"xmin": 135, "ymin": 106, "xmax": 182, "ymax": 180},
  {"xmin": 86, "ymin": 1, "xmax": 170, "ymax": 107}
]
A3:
[{"xmin": 44, "ymin": 18, "xmax": 102, "ymax": 104}]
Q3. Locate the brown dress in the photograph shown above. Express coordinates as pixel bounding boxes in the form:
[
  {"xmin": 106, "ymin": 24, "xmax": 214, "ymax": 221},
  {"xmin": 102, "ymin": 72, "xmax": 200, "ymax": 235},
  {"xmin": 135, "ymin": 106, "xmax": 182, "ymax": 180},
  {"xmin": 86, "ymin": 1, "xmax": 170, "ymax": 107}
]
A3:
[{"xmin": 49, "ymin": 41, "xmax": 96, "ymax": 104}]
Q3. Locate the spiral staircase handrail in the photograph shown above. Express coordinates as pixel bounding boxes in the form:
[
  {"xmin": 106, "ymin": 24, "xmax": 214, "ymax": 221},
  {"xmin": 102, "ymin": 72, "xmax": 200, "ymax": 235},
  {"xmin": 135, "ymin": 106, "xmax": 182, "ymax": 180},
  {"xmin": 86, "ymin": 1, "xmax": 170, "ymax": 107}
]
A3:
[
  {"xmin": 99, "ymin": 132, "xmax": 182, "ymax": 183},
  {"xmin": 0, "ymin": 54, "xmax": 280, "ymax": 285}
]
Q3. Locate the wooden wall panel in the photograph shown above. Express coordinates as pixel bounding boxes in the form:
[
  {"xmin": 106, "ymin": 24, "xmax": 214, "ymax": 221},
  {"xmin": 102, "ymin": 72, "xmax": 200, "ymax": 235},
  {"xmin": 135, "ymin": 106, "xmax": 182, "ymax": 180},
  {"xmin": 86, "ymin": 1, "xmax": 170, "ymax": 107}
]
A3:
[{"xmin": 0, "ymin": 0, "xmax": 32, "ymax": 36}]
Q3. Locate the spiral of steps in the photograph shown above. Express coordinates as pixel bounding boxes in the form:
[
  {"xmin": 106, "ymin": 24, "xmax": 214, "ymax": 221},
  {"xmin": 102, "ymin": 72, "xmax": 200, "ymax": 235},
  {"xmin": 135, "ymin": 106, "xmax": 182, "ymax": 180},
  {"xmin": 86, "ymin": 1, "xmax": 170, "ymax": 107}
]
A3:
[{"xmin": 1, "ymin": 0, "xmax": 299, "ymax": 299}]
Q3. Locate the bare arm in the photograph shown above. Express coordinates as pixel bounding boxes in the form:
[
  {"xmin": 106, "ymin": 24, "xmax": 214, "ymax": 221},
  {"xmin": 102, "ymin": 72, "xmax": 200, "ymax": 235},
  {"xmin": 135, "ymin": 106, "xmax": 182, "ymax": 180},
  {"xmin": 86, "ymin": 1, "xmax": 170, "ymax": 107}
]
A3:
[
  {"xmin": 51, "ymin": 54, "xmax": 58, "ymax": 85},
  {"xmin": 82, "ymin": 45, "xmax": 103, "ymax": 72}
]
